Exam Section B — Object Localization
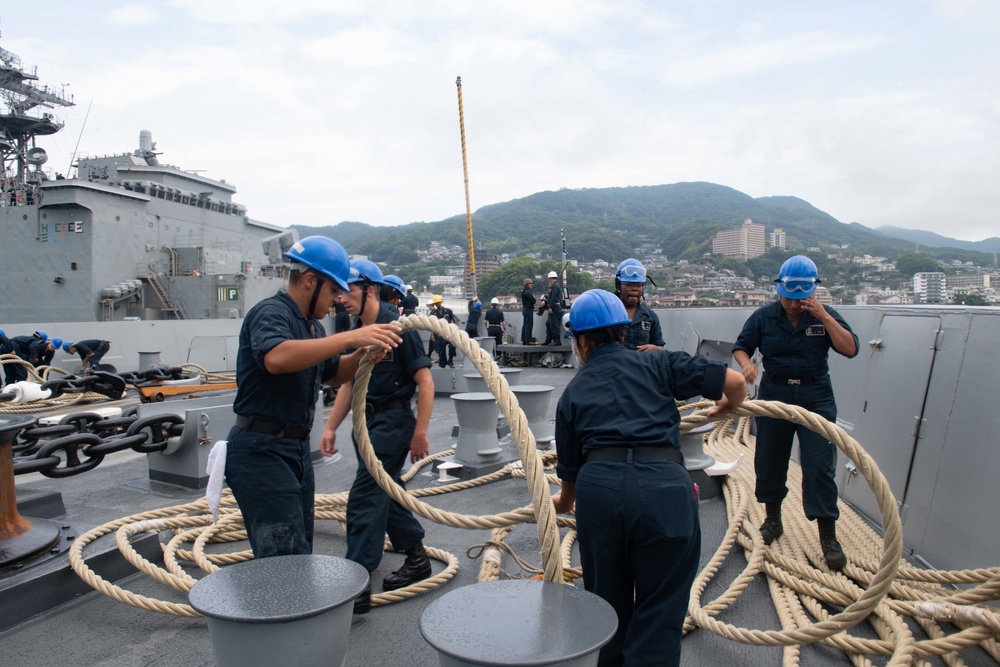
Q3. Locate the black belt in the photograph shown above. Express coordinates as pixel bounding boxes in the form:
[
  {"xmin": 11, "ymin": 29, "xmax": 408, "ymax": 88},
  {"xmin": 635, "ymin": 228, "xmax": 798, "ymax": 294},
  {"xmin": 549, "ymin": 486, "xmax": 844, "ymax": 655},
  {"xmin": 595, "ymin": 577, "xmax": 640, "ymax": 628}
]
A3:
[
  {"xmin": 764, "ymin": 373, "xmax": 828, "ymax": 386},
  {"xmin": 235, "ymin": 415, "xmax": 311, "ymax": 440},
  {"xmin": 364, "ymin": 399, "xmax": 411, "ymax": 416},
  {"xmin": 585, "ymin": 447, "xmax": 683, "ymax": 465}
]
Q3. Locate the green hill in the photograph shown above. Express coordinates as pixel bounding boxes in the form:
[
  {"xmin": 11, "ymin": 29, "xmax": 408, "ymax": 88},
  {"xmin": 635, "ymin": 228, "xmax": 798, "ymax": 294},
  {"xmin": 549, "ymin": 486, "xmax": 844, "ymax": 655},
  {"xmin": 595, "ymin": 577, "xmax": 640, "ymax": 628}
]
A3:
[{"xmin": 292, "ymin": 182, "xmax": 982, "ymax": 264}]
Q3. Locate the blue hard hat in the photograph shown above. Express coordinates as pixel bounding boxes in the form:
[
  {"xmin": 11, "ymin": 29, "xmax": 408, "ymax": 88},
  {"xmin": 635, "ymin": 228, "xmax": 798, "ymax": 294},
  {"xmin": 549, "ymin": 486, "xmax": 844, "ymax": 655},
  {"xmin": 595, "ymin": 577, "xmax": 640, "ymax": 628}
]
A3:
[
  {"xmin": 52, "ymin": 337, "xmax": 63, "ymax": 348},
  {"xmin": 775, "ymin": 255, "xmax": 820, "ymax": 300},
  {"xmin": 35, "ymin": 330, "xmax": 48, "ymax": 342},
  {"xmin": 347, "ymin": 259, "xmax": 386, "ymax": 286},
  {"xmin": 475, "ymin": 301, "xmax": 482, "ymax": 310},
  {"xmin": 284, "ymin": 236, "xmax": 351, "ymax": 291},
  {"xmin": 0, "ymin": 329, "xmax": 5, "ymax": 337},
  {"xmin": 616, "ymin": 258, "xmax": 647, "ymax": 284},
  {"xmin": 569, "ymin": 289, "xmax": 630, "ymax": 333},
  {"xmin": 63, "ymin": 341, "xmax": 74, "ymax": 352},
  {"xmin": 382, "ymin": 274, "xmax": 406, "ymax": 297}
]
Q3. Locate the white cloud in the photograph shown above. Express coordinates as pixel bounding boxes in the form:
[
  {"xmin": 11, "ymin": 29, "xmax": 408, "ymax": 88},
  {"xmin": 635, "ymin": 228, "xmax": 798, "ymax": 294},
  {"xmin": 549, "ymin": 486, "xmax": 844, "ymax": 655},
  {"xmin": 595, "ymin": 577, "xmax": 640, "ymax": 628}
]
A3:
[{"xmin": 1, "ymin": 1, "xmax": 997, "ymax": 242}]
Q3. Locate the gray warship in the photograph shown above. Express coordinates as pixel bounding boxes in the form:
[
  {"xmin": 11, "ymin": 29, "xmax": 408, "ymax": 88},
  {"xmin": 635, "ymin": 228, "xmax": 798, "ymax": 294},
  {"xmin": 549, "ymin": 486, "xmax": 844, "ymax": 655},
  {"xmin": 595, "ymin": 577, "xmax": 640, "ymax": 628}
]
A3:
[
  {"xmin": 2, "ymin": 33, "xmax": 999, "ymax": 667},
  {"xmin": 1, "ymin": 39, "xmax": 287, "ymax": 327}
]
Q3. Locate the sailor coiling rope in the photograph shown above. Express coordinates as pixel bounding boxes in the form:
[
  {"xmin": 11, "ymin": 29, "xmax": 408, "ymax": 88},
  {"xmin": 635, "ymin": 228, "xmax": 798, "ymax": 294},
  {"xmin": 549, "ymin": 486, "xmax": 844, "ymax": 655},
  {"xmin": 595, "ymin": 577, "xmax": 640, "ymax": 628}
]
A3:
[{"xmin": 64, "ymin": 315, "xmax": 1000, "ymax": 664}]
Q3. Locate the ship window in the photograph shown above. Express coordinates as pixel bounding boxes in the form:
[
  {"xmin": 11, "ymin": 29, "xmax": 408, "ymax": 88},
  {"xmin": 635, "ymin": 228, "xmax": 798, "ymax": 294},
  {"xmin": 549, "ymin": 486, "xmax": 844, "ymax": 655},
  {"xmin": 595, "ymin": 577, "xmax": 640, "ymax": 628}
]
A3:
[
  {"xmin": 71, "ymin": 262, "xmax": 77, "ymax": 270},
  {"xmin": 157, "ymin": 189, "xmax": 165, "ymax": 199},
  {"xmin": 181, "ymin": 196, "xmax": 189, "ymax": 205},
  {"xmin": 42, "ymin": 213, "xmax": 48, "ymax": 219},
  {"xmin": 115, "ymin": 216, "xmax": 121, "ymax": 222},
  {"xmin": 211, "ymin": 203, "xmax": 218, "ymax": 211}
]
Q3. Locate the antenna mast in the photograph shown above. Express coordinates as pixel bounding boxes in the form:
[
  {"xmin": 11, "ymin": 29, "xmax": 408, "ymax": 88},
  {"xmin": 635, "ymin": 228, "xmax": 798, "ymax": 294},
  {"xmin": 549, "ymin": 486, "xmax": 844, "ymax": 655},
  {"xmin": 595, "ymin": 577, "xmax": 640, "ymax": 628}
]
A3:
[
  {"xmin": 456, "ymin": 76, "xmax": 476, "ymax": 298},
  {"xmin": 561, "ymin": 228, "xmax": 569, "ymax": 304}
]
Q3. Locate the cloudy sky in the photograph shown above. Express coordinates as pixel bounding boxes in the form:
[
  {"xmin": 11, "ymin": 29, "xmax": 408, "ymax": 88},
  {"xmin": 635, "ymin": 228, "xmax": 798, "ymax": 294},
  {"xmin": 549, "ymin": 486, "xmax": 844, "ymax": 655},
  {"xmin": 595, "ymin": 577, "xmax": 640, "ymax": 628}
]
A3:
[{"xmin": 3, "ymin": 1, "xmax": 998, "ymax": 241}]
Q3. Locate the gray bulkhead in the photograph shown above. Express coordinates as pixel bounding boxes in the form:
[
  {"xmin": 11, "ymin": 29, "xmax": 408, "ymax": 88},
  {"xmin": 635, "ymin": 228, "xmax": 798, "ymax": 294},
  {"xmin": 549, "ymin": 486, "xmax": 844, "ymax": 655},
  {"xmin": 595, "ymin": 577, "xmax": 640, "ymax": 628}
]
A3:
[{"xmin": 657, "ymin": 305, "xmax": 1000, "ymax": 573}]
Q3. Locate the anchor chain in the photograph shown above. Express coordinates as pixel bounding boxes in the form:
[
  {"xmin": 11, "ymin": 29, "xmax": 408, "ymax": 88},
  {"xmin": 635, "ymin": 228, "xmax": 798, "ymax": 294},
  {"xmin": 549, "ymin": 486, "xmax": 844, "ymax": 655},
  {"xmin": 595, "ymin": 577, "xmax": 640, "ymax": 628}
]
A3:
[{"xmin": 11, "ymin": 411, "xmax": 186, "ymax": 477}]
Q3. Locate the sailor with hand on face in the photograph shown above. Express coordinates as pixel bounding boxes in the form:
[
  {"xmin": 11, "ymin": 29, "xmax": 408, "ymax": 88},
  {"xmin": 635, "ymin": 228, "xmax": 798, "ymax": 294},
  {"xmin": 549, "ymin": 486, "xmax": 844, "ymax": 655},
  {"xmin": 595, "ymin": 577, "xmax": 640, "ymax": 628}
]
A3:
[{"xmin": 733, "ymin": 255, "xmax": 859, "ymax": 571}]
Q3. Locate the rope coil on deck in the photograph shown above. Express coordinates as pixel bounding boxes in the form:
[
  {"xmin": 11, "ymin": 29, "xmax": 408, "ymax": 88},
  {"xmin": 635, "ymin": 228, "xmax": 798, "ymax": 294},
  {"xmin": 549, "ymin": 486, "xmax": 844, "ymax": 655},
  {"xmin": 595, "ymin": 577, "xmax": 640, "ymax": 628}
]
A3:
[{"xmin": 61, "ymin": 317, "xmax": 1000, "ymax": 664}]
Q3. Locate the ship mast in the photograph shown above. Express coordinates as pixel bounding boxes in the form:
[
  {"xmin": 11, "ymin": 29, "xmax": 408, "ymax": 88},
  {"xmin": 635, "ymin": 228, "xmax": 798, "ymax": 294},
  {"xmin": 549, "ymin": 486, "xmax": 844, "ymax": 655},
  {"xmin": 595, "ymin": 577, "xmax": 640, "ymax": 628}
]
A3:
[
  {"xmin": 0, "ymin": 31, "xmax": 74, "ymax": 185},
  {"xmin": 455, "ymin": 76, "xmax": 477, "ymax": 298}
]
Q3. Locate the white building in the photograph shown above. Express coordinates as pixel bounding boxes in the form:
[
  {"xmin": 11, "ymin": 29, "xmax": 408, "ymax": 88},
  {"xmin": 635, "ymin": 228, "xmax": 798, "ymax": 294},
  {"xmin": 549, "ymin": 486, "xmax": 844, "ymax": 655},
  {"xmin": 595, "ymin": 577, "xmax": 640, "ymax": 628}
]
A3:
[
  {"xmin": 913, "ymin": 272, "xmax": 946, "ymax": 304},
  {"xmin": 712, "ymin": 218, "xmax": 766, "ymax": 259}
]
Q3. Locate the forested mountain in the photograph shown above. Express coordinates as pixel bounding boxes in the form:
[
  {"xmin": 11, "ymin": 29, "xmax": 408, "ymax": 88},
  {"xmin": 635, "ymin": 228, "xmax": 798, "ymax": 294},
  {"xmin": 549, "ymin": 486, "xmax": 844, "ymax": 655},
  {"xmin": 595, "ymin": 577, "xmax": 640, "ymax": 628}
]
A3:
[
  {"xmin": 875, "ymin": 226, "xmax": 1000, "ymax": 254},
  {"xmin": 293, "ymin": 182, "xmax": 985, "ymax": 264}
]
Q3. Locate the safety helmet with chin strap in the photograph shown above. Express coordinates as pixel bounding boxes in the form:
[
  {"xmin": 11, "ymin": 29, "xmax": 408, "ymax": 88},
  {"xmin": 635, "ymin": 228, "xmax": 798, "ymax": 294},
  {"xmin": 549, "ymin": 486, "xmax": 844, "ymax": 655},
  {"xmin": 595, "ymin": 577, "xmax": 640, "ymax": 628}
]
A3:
[
  {"xmin": 348, "ymin": 259, "xmax": 386, "ymax": 286},
  {"xmin": 569, "ymin": 290, "xmax": 630, "ymax": 333},
  {"xmin": 615, "ymin": 258, "xmax": 647, "ymax": 284},
  {"xmin": 775, "ymin": 255, "xmax": 820, "ymax": 300},
  {"xmin": 284, "ymin": 236, "xmax": 351, "ymax": 291},
  {"xmin": 382, "ymin": 274, "xmax": 406, "ymax": 298}
]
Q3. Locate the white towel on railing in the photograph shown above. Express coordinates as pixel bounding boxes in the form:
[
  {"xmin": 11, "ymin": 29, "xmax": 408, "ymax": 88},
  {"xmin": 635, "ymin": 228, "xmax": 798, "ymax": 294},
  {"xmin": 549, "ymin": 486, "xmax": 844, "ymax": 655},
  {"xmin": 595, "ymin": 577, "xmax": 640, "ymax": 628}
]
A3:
[{"xmin": 205, "ymin": 440, "xmax": 227, "ymax": 523}]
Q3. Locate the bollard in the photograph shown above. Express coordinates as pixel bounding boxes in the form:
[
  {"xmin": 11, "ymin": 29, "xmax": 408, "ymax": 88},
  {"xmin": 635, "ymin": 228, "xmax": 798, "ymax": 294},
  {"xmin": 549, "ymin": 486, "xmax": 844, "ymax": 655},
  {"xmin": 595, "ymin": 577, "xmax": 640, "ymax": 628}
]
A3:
[
  {"xmin": 452, "ymin": 392, "xmax": 502, "ymax": 461},
  {"xmin": 420, "ymin": 580, "xmax": 617, "ymax": 666},
  {"xmin": 138, "ymin": 351, "xmax": 161, "ymax": 370},
  {"xmin": 679, "ymin": 423, "xmax": 716, "ymax": 471},
  {"xmin": 0, "ymin": 415, "xmax": 61, "ymax": 567},
  {"xmin": 498, "ymin": 367, "xmax": 523, "ymax": 386},
  {"xmin": 463, "ymin": 337, "xmax": 495, "ymax": 370},
  {"xmin": 510, "ymin": 385, "xmax": 555, "ymax": 444},
  {"xmin": 463, "ymin": 373, "xmax": 488, "ymax": 393},
  {"xmin": 188, "ymin": 554, "xmax": 368, "ymax": 667},
  {"xmin": 436, "ymin": 461, "xmax": 463, "ymax": 483}
]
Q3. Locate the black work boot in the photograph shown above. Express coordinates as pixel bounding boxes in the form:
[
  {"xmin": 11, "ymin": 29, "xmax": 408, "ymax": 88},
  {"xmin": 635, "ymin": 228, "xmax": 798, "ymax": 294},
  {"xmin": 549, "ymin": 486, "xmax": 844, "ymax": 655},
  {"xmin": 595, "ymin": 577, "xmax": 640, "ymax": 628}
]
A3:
[
  {"xmin": 382, "ymin": 544, "xmax": 432, "ymax": 591},
  {"xmin": 818, "ymin": 518, "xmax": 847, "ymax": 570},
  {"xmin": 759, "ymin": 502, "xmax": 784, "ymax": 545},
  {"xmin": 353, "ymin": 582, "xmax": 371, "ymax": 615}
]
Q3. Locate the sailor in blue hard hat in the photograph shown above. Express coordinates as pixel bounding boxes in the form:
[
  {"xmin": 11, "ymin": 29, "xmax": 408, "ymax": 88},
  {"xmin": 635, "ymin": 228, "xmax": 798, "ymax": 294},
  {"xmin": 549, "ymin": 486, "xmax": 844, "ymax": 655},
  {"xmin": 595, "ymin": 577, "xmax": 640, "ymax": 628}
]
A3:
[
  {"xmin": 380, "ymin": 274, "xmax": 407, "ymax": 313},
  {"xmin": 464, "ymin": 296, "xmax": 483, "ymax": 339},
  {"xmin": 225, "ymin": 236, "xmax": 403, "ymax": 564},
  {"xmin": 34, "ymin": 336, "xmax": 63, "ymax": 367},
  {"xmin": 732, "ymin": 255, "xmax": 859, "ymax": 570},
  {"xmin": 553, "ymin": 289, "xmax": 746, "ymax": 666},
  {"xmin": 614, "ymin": 258, "xmax": 665, "ymax": 352},
  {"xmin": 321, "ymin": 255, "xmax": 435, "ymax": 614}
]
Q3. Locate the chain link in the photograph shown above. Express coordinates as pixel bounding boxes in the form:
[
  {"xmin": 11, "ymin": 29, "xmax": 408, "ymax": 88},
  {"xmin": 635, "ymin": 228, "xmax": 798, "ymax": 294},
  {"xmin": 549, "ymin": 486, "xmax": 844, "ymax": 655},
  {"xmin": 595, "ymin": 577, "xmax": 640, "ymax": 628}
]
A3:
[{"xmin": 12, "ymin": 409, "xmax": 187, "ymax": 477}]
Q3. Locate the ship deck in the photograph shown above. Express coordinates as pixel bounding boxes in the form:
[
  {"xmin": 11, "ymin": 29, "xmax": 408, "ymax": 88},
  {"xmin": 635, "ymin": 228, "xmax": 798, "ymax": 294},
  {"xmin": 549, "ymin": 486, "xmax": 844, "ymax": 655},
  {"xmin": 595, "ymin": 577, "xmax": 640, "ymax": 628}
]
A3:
[{"xmin": 4, "ymin": 367, "xmax": 997, "ymax": 666}]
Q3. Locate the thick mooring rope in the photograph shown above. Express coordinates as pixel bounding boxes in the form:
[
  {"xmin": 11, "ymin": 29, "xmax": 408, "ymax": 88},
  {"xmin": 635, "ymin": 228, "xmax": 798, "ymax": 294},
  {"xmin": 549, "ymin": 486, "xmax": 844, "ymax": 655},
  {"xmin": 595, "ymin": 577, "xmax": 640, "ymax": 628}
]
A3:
[{"xmin": 62, "ymin": 318, "xmax": 999, "ymax": 664}]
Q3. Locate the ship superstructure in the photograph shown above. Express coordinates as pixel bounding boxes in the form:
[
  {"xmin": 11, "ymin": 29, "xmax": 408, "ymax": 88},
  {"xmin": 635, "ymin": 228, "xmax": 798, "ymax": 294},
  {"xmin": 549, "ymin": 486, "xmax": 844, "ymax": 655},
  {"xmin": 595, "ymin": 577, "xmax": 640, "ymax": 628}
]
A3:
[{"xmin": 0, "ymin": 38, "xmax": 289, "ymax": 323}]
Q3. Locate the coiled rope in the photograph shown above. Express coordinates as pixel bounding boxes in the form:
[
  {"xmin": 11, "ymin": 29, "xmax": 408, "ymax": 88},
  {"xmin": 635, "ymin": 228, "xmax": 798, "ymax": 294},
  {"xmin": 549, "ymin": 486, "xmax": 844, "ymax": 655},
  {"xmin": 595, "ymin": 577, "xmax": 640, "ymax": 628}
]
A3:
[{"xmin": 63, "ymin": 318, "xmax": 999, "ymax": 664}]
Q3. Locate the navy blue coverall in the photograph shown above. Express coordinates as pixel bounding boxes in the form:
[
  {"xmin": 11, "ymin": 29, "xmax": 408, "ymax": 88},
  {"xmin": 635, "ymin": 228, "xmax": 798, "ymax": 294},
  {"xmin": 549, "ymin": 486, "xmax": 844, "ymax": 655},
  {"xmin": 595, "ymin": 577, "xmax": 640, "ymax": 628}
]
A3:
[
  {"xmin": 544, "ymin": 280, "xmax": 563, "ymax": 345},
  {"xmin": 733, "ymin": 301, "xmax": 859, "ymax": 520},
  {"xmin": 623, "ymin": 302, "xmax": 665, "ymax": 350},
  {"xmin": 465, "ymin": 307, "xmax": 482, "ymax": 338},
  {"xmin": 400, "ymin": 293, "xmax": 419, "ymax": 315},
  {"xmin": 520, "ymin": 287, "xmax": 536, "ymax": 344},
  {"xmin": 484, "ymin": 305, "xmax": 505, "ymax": 348},
  {"xmin": 74, "ymin": 339, "xmax": 111, "ymax": 370},
  {"xmin": 6, "ymin": 335, "xmax": 36, "ymax": 384},
  {"xmin": 226, "ymin": 290, "xmax": 340, "ymax": 558},
  {"xmin": 555, "ymin": 344, "xmax": 727, "ymax": 667},
  {"xmin": 345, "ymin": 307, "xmax": 431, "ymax": 573},
  {"xmin": 429, "ymin": 305, "xmax": 456, "ymax": 367}
]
